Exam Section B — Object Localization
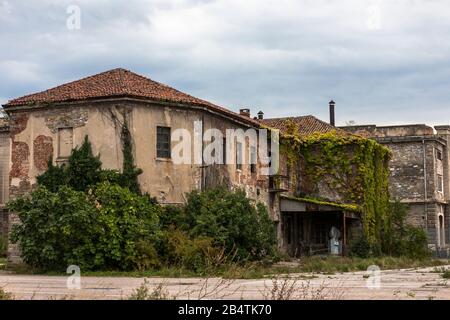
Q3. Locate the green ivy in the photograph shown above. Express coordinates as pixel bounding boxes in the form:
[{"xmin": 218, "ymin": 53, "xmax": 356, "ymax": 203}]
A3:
[
  {"xmin": 120, "ymin": 124, "xmax": 143, "ymax": 195},
  {"xmin": 279, "ymin": 125, "xmax": 391, "ymax": 249}
]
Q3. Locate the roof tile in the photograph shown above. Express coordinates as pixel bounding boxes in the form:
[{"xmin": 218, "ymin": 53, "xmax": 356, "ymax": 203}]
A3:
[{"xmin": 4, "ymin": 68, "xmax": 259, "ymax": 126}]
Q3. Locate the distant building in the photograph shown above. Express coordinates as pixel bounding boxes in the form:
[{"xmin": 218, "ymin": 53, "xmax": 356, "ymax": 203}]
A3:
[{"xmin": 342, "ymin": 124, "xmax": 450, "ymax": 253}]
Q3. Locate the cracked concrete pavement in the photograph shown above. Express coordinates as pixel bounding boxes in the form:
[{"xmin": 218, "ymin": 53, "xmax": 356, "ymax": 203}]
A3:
[{"xmin": 0, "ymin": 265, "xmax": 449, "ymax": 300}]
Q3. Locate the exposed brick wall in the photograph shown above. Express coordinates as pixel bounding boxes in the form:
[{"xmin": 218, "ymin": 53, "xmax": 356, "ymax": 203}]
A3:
[
  {"xmin": 10, "ymin": 141, "xmax": 29, "ymax": 179},
  {"xmin": 33, "ymin": 135, "xmax": 53, "ymax": 171},
  {"xmin": 9, "ymin": 113, "xmax": 28, "ymax": 136}
]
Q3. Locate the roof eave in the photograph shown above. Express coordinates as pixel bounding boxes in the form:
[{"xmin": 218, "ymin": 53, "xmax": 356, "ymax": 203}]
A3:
[{"xmin": 3, "ymin": 95, "xmax": 261, "ymax": 128}]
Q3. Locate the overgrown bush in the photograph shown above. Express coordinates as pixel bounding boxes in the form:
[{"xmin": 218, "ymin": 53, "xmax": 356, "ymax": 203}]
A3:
[
  {"xmin": 350, "ymin": 200, "xmax": 430, "ymax": 259},
  {"xmin": 36, "ymin": 136, "xmax": 142, "ymax": 193},
  {"xmin": 382, "ymin": 200, "xmax": 429, "ymax": 259},
  {"xmin": 348, "ymin": 235, "xmax": 372, "ymax": 258},
  {"xmin": 162, "ymin": 228, "xmax": 218, "ymax": 272},
  {"xmin": 36, "ymin": 160, "xmax": 68, "ymax": 192},
  {"xmin": 67, "ymin": 136, "xmax": 103, "ymax": 192},
  {"xmin": 0, "ymin": 236, "xmax": 6, "ymax": 257},
  {"xmin": 183, "ymin": 187, "xmax": 277, "ymax": 262},
  {"xmin": 13, "ymin": 135, "xmax": 277, "ymax": 273},
  {"xmin": 9, "ymin": 183, "xmax": 161, "ymax": 271}
]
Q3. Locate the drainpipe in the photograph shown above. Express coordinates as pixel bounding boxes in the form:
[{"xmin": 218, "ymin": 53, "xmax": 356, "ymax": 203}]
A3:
[
  {"xmin": 201, "ymin": 115, "xmax": 205, "ymax": 191},
  {"xmin": 423, "ymin": 139, "xmax": 428, "ymax": 232}
]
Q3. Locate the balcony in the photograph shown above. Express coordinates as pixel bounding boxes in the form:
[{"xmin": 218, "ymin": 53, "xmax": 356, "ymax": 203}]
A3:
[{"xmin": 269, "ymin": 174, "xmax": 289, "ymax": 193}]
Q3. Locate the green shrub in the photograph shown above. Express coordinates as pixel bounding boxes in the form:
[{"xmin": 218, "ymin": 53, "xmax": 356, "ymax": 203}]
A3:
[
  {"xmin": 381, "ymin": 200, "xmax": 430, "ymax": 259},
  {"xmin": 120, "ymin": 125, "xmax": 143, "ymax": 195},
  {"xmin": 183, "ymin": 187, "xmax": 277, "ymax": 262},
  {"xmin": 0, "ymin": 288, "xmax": 13, "ymax": 300},
  {"xmin": 91, "ymin": 182, "xmax": 161, "ymax": 270},
  {"xmin": 349, "ymin": 235, "xmax": 372, "ymax": 258},
  {"xmin": 67, "ymin": 136, "xmax": 102, "ymax": 192},
  {"xmin": 442, "ymin": 269, "xmax": 450, "ymax": 279},
  {"xmin": 9, "ymin": 186, "xmax": 98, "ymax": 270},
  {"xmin": 163, "ymin": 228, "xmax": 217, "ymax": 272},
  {"xmin": 0, "ymin": 236, "xmax": 6, "ymax": 257},
  {"xmin": 9, "ymin": 183, "xmax": 161, "ymax": 271},
  {"xmin": 36, "ymin": 160, "xmax": 68, "ymax": 192}
]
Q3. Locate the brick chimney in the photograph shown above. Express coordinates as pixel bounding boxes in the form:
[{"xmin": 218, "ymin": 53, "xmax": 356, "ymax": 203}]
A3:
[
  {"xmin": 239, "ymin": 108, "xmax": 251, "ymax": 117},
  {"xmin": 329, "ymin": 100, "xmax": 336, "ymax": 126}
]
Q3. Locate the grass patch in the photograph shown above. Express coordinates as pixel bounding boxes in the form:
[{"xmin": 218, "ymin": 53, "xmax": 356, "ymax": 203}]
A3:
[
  {"xmin": 441, "ymin": 270, "xmax": 450, "ymax": 279},
  {"xmin": 0, "ymin": 287, "xmax": 13, "ymax": 300},
  {"xmin": 6, "ymin": 256, "xmax": 449, "ymax": 279},
  {"xmin": 0, "ymin": 257, "xmax": 6, "ymax": 271},
  {"xmin": 295, "ymin": 256, "xmax": 448, "ymax": 274}
]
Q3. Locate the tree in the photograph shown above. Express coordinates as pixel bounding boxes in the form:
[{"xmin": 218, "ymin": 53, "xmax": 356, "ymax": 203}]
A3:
[{"xmin": 67, "ymin": 136, "xmax": 102, "ymax": 191}]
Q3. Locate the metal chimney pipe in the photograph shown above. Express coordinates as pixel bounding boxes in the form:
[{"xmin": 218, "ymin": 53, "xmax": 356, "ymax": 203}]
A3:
[
  {"xmin": 257, "ymin": 111, "xmax": 264, "ymax": 120},
  {"xmin": 329, "ymin": 100, "xmax": 336, "ymax": 126}
]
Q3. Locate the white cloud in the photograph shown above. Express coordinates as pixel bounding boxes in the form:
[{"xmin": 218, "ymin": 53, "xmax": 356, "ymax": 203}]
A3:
[{"xmin": 1, "ymin": 0, "xmax": 450, "ymax": 125}]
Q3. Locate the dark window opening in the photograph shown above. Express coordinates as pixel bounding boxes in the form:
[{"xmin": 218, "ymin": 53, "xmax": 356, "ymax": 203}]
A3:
[
  {"xmin": 156, "ymin": 126, "xmax": 171, "ymax": 158},
  {"xmin": 314, "ymin": 223, "xmax": 327, "ymax": 244},
  {"xmin": 437, "ymin": 149, "xmax": 443, "ymax": 161},
  {"xmin": 223, "ymin": 137, "xmax": 227, "ymax": 164},
  {"xmin": 286, "ymin": 216, "xmax": 292, "ymax": 245}
]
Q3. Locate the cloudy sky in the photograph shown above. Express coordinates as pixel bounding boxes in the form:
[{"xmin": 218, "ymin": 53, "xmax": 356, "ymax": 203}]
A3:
[{"xmin": 0, "ymin": 0, "xmax": 449, "ymax": 126}]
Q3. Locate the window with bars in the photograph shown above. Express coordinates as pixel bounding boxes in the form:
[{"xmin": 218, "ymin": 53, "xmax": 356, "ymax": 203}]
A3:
[{"xmin": 156, "ymin": 126, "xmax": 171, "ymax": 159}]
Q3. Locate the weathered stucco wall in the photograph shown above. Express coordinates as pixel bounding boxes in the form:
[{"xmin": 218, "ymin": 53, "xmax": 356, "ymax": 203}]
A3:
[
  {"xmin": 10, "ymin": 102, "xmax": 266, "ymax": 203},
  {"xmin": 7, "ymin": 100, "xmax": 272, "ymax": 206},
  {"xmin": 5, "ymin": 100, "xmax": 277, "ymax": 262}
]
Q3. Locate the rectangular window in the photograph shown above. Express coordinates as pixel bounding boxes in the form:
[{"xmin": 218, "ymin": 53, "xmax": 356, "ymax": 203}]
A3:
[
  {"xmin": 236, "ymin": 142, "xmax": 242, "ymax": 170},
  {"xmin": 438, "ymin": 174, "xmax": 444, "ymax": 193},
  {"xmin": 223, "ymin": 137, "xmax": 227, "ymax": 164},
  {"xmin": 436, "ymin": 149, "xmax": 443, "ymax": 161},
  {"xmin": 58, "ymin": 127, "xmax": 73, "ymax": 158},
  {"xmin": 250, "ymin": 146, "xmax": 257, "ymax": 173},
  {"xmin": 156, "ymin": 126, "xmax": 171, "ymax": 159}
]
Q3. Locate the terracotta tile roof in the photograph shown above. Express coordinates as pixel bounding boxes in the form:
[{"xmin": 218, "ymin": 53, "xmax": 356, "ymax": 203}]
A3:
[
  {"xmin": 261, "ymin": 115, "xmax": 346, "ymax": 137},
  {"xmin": 3, "ymin": 68, "xmax": 259, "ymax": 126}
]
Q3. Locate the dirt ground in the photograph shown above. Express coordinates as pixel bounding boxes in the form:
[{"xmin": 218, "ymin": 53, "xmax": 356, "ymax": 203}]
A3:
[{"xmin": 1, "ymin": 265, "xmax": 449, "ymax": 300}]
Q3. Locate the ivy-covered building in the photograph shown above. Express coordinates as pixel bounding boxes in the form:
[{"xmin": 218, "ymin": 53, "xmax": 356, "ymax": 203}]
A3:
[
  {"xmin": 0, "ymin": 68, "xmax": 391, "ymax": 262},
  {"xmin": 342, "ymin": 124, "xmax": 450, "ymax": 254},
  {"xmin": 261, "ymin": 116, "xmax": 391, "ymax": 256}
]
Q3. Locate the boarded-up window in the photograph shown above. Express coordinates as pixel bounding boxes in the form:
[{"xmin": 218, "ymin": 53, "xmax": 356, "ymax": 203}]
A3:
[{"xmin": 58, "ymin": 128, "xmax": 73, "ymax": 158}]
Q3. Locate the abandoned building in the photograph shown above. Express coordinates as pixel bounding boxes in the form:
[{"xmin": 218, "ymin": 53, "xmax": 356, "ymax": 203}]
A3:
[
  {"xmin": 342, "ymin": 124, "xmax": 450, "ymax": 253},
  {"xmin": 0, "ymin": 68, "xmax": 388, "ymax": 263}
]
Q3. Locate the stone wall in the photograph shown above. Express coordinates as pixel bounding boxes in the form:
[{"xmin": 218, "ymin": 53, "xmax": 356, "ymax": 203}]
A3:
[{"xmin": 341, "ymin": 124, "xmax": 450, "ymax": 249}]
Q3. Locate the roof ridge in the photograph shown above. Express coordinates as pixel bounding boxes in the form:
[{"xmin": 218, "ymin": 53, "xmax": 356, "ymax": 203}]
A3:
[
  {"xmin": 3, "ymin": 67, "xmax": 261, "ymax": 127},
  {"xmin": 263, "ymin": 115, "xmax": 314, "ymax": 121},
  {"xmin": 6, "ymin": 68, "xmax": 127, "ymax": 104}
]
